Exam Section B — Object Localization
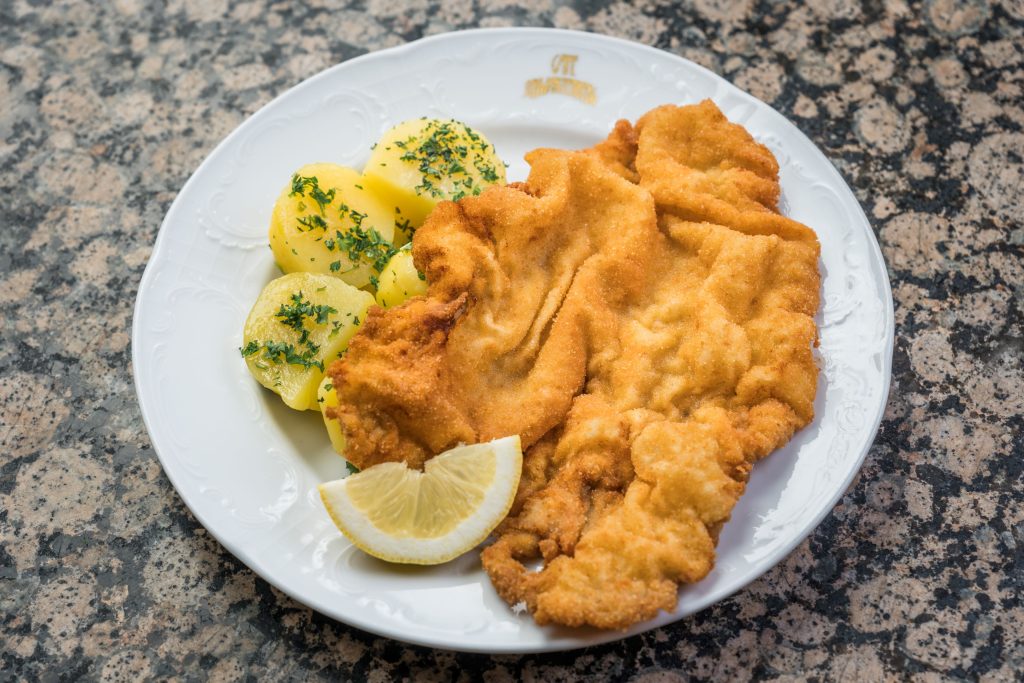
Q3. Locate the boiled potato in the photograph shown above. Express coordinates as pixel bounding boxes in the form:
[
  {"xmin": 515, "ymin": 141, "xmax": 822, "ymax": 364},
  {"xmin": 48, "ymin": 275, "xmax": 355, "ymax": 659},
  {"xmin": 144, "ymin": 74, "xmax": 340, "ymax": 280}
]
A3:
[
  {"xmin": 242, "ymin": 272, "xmax": 373, "ymax": 411},
  {"xmin": 269, "ymin": 163, "xmax": 396, "ymax": 289},
  {"xmin": 362, "ymin": 119, "xmax": 506, "ymax": 232},
  {"xmin": 375, "ymin": 247, "xmax": 428, "ymax": 308},
  {"xmin": 316, "ymin": 374, "xmax": 346, "ymax": 454}
]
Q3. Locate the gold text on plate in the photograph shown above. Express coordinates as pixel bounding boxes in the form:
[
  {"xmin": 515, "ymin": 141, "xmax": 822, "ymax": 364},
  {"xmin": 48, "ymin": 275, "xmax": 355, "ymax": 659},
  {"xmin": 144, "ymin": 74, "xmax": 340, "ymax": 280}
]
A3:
[{"xmin": 524, "ymin": 54, "xmax": 597, "ymax": 106}]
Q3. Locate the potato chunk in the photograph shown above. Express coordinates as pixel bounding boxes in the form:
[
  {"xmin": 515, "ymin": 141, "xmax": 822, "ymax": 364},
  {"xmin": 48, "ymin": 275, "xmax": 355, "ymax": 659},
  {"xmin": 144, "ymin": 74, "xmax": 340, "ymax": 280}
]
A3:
[
  {"xmin": 269, "ymin": 163, "xmax": 396, "ymax": 288},
  {"xmin": 317, "ymin": 374, "xmax": 347, "ymax": 454},
  {"xmin": 242, "ymin": 272, "xmax": 373, "ymax": 411},
  {"xmin": 375, "ymin": 247, "xmax": 428, "ymax": 308},
  {"xmin": 362, "ymin": 119, "xmax": 506, "ymax": 232}
]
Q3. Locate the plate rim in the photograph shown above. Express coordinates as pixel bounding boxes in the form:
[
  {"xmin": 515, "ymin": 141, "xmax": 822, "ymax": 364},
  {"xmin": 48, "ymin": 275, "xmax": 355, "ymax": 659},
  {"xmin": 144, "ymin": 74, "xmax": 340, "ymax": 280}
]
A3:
[{"xmin": 131, "ymin": 26, "xmax": 895, "ymax": 653}]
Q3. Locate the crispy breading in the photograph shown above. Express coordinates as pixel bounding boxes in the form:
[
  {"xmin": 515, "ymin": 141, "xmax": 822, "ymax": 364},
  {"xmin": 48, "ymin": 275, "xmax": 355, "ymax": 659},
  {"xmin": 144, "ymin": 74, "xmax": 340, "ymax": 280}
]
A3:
[
  {"xmin": 327, "ymin": 100, "xmax": 820, "ymax": 629},
  {"xmin": 328, "ymin": 142, "xmax": 658, "ymax": 469}
]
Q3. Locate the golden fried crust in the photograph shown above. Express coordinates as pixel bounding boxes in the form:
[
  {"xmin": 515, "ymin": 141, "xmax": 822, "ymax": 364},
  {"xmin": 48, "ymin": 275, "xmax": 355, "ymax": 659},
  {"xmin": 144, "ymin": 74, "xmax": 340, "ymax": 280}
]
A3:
[
  {"xmin": 325, "ymin": 295, "xmax": 473, "ymax": 470},
  {"xmin": 584, "ymin": 119, "xmax": 639, "ymax": 182},
  {"xmin": 330, "ymin": 148, "xmax": 659, "ymax": 469},
  {"xmin": 636, "ymin": 101, "xmax": 781, "ymax": 212},
  {"xmin": 485, "ymin": 102, "xmax": 820, "ymax": 629},
  {"xmin": 330, "ymin": 100, "xmax": 821, "ymax": 628}
]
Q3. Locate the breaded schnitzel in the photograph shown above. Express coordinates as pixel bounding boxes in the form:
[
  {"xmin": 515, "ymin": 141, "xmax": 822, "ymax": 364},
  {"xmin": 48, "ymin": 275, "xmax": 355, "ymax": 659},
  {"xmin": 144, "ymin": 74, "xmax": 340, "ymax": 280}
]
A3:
[{"xmin": 326, "ymin": 101, "xmax": 820, "ymax": 629}]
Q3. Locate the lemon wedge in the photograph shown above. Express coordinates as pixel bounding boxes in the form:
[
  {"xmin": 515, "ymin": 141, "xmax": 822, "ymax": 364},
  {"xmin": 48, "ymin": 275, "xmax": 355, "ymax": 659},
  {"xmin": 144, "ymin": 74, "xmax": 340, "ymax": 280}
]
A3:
[{"xmin": 318, "ymin": 436, "xmax": 522, "ymax": 564}]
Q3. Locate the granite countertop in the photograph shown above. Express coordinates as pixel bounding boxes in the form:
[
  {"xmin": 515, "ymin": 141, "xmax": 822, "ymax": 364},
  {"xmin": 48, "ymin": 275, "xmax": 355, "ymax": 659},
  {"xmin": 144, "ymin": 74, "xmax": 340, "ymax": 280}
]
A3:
[{"xmin": 2, "ymin": 0, "xmax": 1022, "ymax": 679}]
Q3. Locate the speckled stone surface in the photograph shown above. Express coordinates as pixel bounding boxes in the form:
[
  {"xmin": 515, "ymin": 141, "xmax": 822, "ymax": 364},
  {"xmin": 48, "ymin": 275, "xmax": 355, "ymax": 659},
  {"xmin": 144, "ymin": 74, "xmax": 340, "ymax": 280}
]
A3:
[{"xmin": 1, "ymin": 0, "xmax": 1022, "ymax": 679}]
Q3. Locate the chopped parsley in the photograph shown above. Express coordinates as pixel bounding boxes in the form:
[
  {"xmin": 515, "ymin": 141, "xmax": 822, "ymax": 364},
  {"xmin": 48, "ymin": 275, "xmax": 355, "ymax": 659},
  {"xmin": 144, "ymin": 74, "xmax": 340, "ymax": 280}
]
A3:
[
  {"xmin": 276, "ymin": 291, "xmax": 336, "ymax": 330},
  {"xmin": 395, "ymin": 214, "xmax": 414, "ymax": 241},
  {"xmin": 296, "ymin": 214, "xmax": 328, "ymax": 232},
  {"xmin": 395, "ymin": 120, "xmax": 500, "ymax": 200},
  {"xmin": 289, "ymin": 174, "xmax": 335, "ymax": 215},
  {"xmin": 259, "ymin": 340, "xmax": 323, "ymax": 371},
  {"xmin": 240, "ymin": 291, "xmax": 338, "ymax": 372},
  {"xmin": 330, "ymin": 226, "xmax": 398, "ymax": 275},
  {"xmin": 337, "ymin": 202, "xmax": 368, "ymax": 229}
]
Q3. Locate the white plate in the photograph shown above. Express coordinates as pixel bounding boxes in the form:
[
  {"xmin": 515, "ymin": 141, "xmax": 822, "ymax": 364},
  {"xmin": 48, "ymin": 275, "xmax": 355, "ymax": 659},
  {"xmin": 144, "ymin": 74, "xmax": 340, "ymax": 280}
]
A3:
[{"xmin": 132, "ymin": 28, "xmax": 894, "ymax": 653}]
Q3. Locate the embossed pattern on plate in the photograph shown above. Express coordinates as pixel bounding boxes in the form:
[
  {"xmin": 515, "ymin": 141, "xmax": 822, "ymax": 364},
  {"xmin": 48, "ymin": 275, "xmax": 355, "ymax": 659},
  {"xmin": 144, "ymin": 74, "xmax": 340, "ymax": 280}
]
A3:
[{"xmin": 132, "ymin": 28, "xmax": 894, "ymax": 653}]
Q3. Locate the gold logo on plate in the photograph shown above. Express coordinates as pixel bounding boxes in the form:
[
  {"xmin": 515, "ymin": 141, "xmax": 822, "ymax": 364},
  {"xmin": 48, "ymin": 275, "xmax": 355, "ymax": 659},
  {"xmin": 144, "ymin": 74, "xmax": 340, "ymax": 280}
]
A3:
[{"xmin": 525, "ymin": 53, "xmax": 597, "ymax": 105}]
